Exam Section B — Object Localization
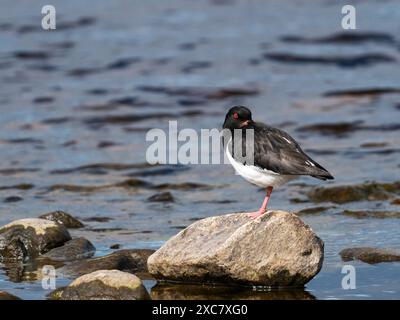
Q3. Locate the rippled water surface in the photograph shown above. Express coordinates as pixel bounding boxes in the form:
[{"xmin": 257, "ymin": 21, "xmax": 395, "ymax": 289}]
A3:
[{"xmin": 0, "ymin": 0, "xmax": 399, "ymax": 299}]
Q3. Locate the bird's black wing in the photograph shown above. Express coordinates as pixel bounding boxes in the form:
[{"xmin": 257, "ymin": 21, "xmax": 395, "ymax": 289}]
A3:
[{"xmin": 252, "ymin": 123, "xmax": 334, "ymax": 180}]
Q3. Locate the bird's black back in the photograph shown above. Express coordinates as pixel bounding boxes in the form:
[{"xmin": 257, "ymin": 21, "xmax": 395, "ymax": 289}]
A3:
[{"xmin": 232, "ymin": 122, "xmax": 334, "ymax": 180}]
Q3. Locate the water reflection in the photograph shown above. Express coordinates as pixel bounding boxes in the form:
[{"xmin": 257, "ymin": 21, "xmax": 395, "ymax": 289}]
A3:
[{"xmin": 151, "ymin": 282, "xmax": 316, "ymax": 300}]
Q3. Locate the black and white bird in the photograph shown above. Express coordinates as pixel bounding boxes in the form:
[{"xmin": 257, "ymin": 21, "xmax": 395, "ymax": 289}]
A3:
[{"xmin": 223, "ymin": 106, "xmax": 334, "ymax": 219}]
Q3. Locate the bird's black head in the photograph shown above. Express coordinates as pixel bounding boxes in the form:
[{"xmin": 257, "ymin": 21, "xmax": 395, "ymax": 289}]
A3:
[{"xmin": 223, "ymin": 106, "xmax": 253, "ymax": 130}]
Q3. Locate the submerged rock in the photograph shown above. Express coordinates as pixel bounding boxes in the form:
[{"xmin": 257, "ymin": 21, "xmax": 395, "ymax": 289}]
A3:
[
  {"xmin": 51, "ymin": 270, "xmax": 150, "ymax": 300},
  {"xmin": 39, "ymin": 211, "xmax": 84, "ymax": 228},
  {"xmin": 343, "ymin": 210, "xmax": 400, "ymax": 219},
  {"xmin": 264, "ymin": 52, "xmax": 395, "ymax": 67},
  {"xmin": 61, "ymin": 249, "xmax": 154, "ymax": 278},
  {"xmin": 147, "ymin": 192, "xmax": 174, "ymax": 202},
  {"xmin": 0, "ymin": 218, "xmax": 71, "ymax": 261},
  {"xmin": 3, "ymin": 196, "xmax": 23, "ymax": 203},
  {"xmin": 148, "ymin": 211, "xmax": 324, "ymax": 287},
  {"xmin": 153, "ymin": 182, "xmax": 214, "ymax": 190},
  {"xmin": 280, "ymin": 32, "xmax": 396, "ymax": 45},
  {"xmin": 296, "ymin": 121, "xmax": 362, "ymax": 137},
  {"xmin": 41, "ymin": 237, "xmax": 96, "ymax": 262},
  {"xmin": 296, "ymin": 206, "xmax": 332, "ymax": 215},
  {"xmin": 136, "ymin": 85, "xmax": 259, "ymax": 100},
  {"xmin": 391, "ymin": 199, "xmax": 400, "ymax": 205},
  {"xmin": 340, "ymin": 247, "xmax": 400, "ymax": 264},
  {"xmin": 307, "ymin": 181, "xmax": 400, "ymax": 204},
  {"xmin": 48, "ymin": 178, "xmax": 149, "ymax": 193},
  {"xmin": 0, "ymin": 291, "xmax": 21, "ymax": 300}
]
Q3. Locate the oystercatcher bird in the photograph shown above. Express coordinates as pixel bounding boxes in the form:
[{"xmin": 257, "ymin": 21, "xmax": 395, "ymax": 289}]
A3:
[{"xmin": 223, "ymin": 106, "xmax": 334, "ymax": 219}]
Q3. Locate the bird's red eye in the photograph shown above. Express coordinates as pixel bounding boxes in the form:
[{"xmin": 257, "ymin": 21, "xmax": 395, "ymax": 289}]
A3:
[{"xmin": 233, "ymin": 112, "xmax": 239, "ymax": 119}]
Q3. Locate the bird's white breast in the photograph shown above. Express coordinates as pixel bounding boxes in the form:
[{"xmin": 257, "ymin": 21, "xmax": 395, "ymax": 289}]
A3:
[{"xmin": 226, "ymin": 139, "xmax": 295, "ymax": 188}]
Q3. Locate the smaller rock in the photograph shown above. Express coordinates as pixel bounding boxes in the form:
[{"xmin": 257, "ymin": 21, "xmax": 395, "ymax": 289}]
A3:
[
  {"xmin": 41, "ymin": 237, "xmax": 96, "ymax": 262},
  {"xmin": 39, "ymin": 211, "xmax": 84, "ymax": 228},
  {"xmin": 81, "ymin": 216, "xmax": 113, "ymax": 223},
  {"xmin": 343, "ymin": 210, "xmax": 400, "ymax": 219},
  {"xmin": 296, "ymin": 206, "xmax": 332, "ymax": 215},
  {"xmin": 340, "ymin": 247, "xmax": 400, "ymax": 264},
  {"xmin": 51, "ymin": 270, "xmax": 150, "ymax": 300},
  {"xmin": 0, "ymin": 291, "xmax": 21, "ymax": 300},
  {"xmin": 307, "ymin": 181, "xmax": 400, "ymax": 204},
  {"xmin": 61, "ymin": 249, "xmax": 154, "ymax": 278},
  {"xmin": 391, "ymin": 198, "xmax": 400, "ymax": 205},
  {"xmin": 0, "ymin": 218, "xmax": 71, "ymax": 261},
  {"xmin": 4, "ymin": 196, "xmax": 23, "ymax": 203},
  {"xmin": 147, "ymin": 192, "xmax": 174, "ymax": 202},
  {"xmin": 110, "ymin": 244, "xmax": 121, "ymax": 249}
]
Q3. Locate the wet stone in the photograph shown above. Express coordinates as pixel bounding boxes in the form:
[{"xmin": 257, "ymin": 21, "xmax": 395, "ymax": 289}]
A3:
[
  {"xmin": 307, "ymin": 181, "xmax": 400, "ymax": 204},
  {"xmin": 360, "ymin": 142, "xmax": 388, "ymax": 148},
  {"xmin": 296, "ymin": 121, "xmax": 363, "ymax": 137},
  {"xmin": 50, "ymin": 270, "xmax": 150, "ymax": 300},
  {"xmin": 340, "ymin": 247, "xmax": 400, "ymax": 264},
  {"xmin": 342, "ymin": 210, "xmax": 400, "ymax": 219},
  {"xmin": 81, "ymin": 216, "xmax": 113, "ymax": 223},
  {"xmin": 97, "ymin": 141, "xmax": 119, "ymax": 148},
  {"xmin": 0, "ymin": 218, "xmax": 71, "ymax": 261},
  {"xmin": 106, "ymin": 57, "xmax": 141, "ymax": 70},
  {"xmin": 323, "ymin": 87, "xmax": 400, "ymax": 98},
  {"xmin": 3, "ymin": 196, "xmax": 23, "ymax": 203},
  {"xmin": 50, "ymin": 162, "xmax": 153, "ymax": 174},
  {"xmin": 13, "ymin": 51, "xmax": 50, "ymax": 60},
  {"xmin": 280, "ymin": 32, "xmax": 396, "ymax": 45},
  {"xmin": 296, "ymin": 206, "xmax": 332, "ymax": 215},
  {"xmin": 391, "ymin": 199, "xmax": 400, "ymax": 205},
  {"xmin": 39, "ymin": 211, "xmax": 84, "ymax": 229},
  {"xmin": 0, "ymin": 291, "xmax": 21, "ymax": 300},
  {"xmin": 264, "ymin": 52, "xmax": 396, "ymax": 68},
  {"xmin": 147, "ymin": 192, "xmax": 174, "ymax": 202},
  {"xmin": 0, "ymin": 168, "xmax": 39, "ymax": 176},
  {"xmin": 153, "ymin": 182, "xmax": 214, "ymax": 190},
  {"xmin": 41, "ymin": 237, "xmax": 96, "ymax": 262},
  {"xmin": 136, "ymin": 85, "xmax": 259, "ymax": 100},
  {"xmin": 47, "ymin": 178, "xmax": 150, "ymax": 193},
  {"xmin": 60, "ymin": 249, "xmax": 155, "ymax": 278}
]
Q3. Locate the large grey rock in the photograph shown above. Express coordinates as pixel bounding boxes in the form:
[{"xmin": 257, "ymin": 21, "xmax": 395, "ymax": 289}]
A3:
[
  {"xmin": 148, "ymin": 211, "xmax": 324, "ymax": 287},
  {"xmin": 0, "ymin": 218, "xmax": 71, "ymax": 261},
  {"xmin": 51, "ymin": 270, "xmax": 150, "ymax": 300}
]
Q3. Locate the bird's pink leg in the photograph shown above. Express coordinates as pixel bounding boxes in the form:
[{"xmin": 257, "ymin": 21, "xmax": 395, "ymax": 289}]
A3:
[{"xmin": 247, "ymin": 186, "xmax": 273, "ymax": 219}]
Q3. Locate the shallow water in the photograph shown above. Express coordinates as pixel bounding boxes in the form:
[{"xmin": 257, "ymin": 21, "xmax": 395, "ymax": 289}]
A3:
[{"xmin": 0, "ymin": 0, "xmax": 399, "ymax": 299}]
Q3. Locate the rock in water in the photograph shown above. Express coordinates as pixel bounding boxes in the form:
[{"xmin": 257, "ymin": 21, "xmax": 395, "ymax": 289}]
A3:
[
  {"xmin": 41, "ymin": 237, "xmax": 96, "ymax": 262},
  {"xmin": 60, "ymin": 249, "xmax": 155, "ymax": 278},
  {"xmin": 340, "ymin": 247, "xmax": 400, "ymax": 264},
  {"xmin": 0, "ymin": 218, "xmax": 71, "ymax": 261},
  {"xmin": 51, "ymin": 270, "xmax": 150, "ymax": 300},
  {"xmin": 0, "ymin": 291, "xmax": 21, "ymax": 300},
  {"xmin": 39, "ymin": 211, "xmax": 84, "ymax": 229},
  {"xmin": 148, "ymin": 211, "xmax": 324, "ymax": 287}
]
